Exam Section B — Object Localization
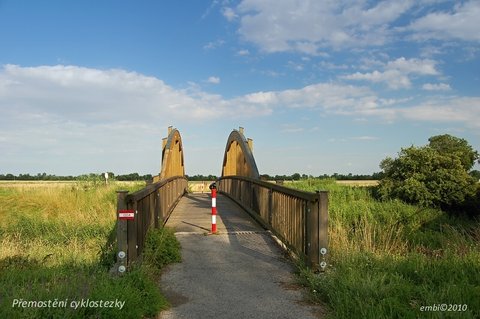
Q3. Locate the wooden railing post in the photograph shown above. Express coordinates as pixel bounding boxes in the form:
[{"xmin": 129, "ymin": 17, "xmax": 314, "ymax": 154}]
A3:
[
  {"xmin": 127, "ymin": 201, "xmax": 138, "ymax": 262},
  {"xmin": 115, "ymin": 190, "xmax": 129, "ymax": 275},
  {"xmin": 318, "ymin": 191, "xmax": 328, "ymax": 271},
  {"xmin": 154, "ymin": 190, "xmax": 160, "ymax": 228}
]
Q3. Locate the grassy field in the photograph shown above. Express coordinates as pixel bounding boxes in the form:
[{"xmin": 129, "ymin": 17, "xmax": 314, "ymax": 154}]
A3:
[
  {"xmin": 187, "ymin": 180, "xmax": 215, "ymax": 193},
  {"xmin": 288, "ymin": 179, "xmax": 480, "ymax": 318},
  {"xmin": 0, "ymin": 181, "xmax": 181, "ymax": 319}
]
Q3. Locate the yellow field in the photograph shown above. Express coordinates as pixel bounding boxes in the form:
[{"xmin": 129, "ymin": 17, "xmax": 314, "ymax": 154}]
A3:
[
  {"xmin": 335, "ymin": 180, "xmax": 379, "ymax": 186},
  {"xmin": 188, "ymin": 181, "xmax": 215, "ymax": 193},
  {"xmin": 281, "ymin": 179, "xmax": 379, "ymax": 187},
  {"xmin": 0, "ymin": 180, "xmax": 145, "ymax": 188}
]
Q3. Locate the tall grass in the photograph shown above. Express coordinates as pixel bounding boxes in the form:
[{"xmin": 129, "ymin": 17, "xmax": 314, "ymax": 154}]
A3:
[
  {"xmin": 0, "ymin": 181, "xmax": 181, "ymax": 318},
  {"xmin": 290, "ymin": 179, "xmax": 480, "ymax": 318}
]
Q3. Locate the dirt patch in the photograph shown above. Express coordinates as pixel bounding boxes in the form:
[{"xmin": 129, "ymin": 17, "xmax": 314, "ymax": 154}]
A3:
[
  {"xmin": 161, "ymin": 288, "xmax": 189, "ymax": 308},
  {"xmin": 278, "ymin": 281, "xmax": 302, "ymax": 291}
]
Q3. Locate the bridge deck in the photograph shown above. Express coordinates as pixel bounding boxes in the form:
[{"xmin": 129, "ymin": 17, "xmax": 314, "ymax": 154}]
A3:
[{"xmin": 159, "ymin": 193, "xmax": 322, "ymax": 319}]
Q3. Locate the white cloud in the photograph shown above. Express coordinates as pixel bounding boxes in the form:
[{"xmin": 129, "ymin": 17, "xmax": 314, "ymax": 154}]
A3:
[
  {"xmin": 422, "ymin": 83, "xmax": 451, "ymax": 91},
  {"xmin": 274, "ymin": 83, "xmax": 379, "ymax": 112},
  {"xmin": 222, "ymin": 7, "xmax": 238, "ymax": 21},
  {"xmin": 351, "ymin": 136, "xmax": 379, "ymax": 141},
  {"xmin": 231, "ymin": 0, "xmax": 414, "ymax": 53},
  {"xmin": 400, "ymin": 97, "xmax": 480, "ymax": 128},
  {"xmin": 3, "ymin": 64, "xmax": 475, "ymax": 129},
  {"xmin": 280, "ymin": 124, "xmax": 304, "ymax": 133},
  {"xmin": 342, "ymin": 69, "xmax": 411, "ymax": 89},
  {"xmin": 203, "ymin": 39, "xmax": 225, "ymax": 50},
  {"xmin": 236, "ymin": 49, "xmax": 250, "ymax": 56},
  {"xmin": 232, "ymin": 80, "xmax": 480, "ymax": 130},
  {"xmin": 242, "ymin": 91, "xmax": 277, "ymax": 105},
  {"xmin": 1, "ymin": 64, "xmax": 478, "ymax": 175},
  {"xmin": 319, "ymin": 61, "xmax": 349, "ymax": 70},
  {"xmin": 0, "ymin": 64, "xmax": 275, "ymax": 126},
  {"xmin": 407, "ymin": 1, "xmax": 480, "ymax": 42},
  {"xmin": 386, "ymin": 57, "xmax": 438, "ymax": 75},
  {"xmin": 227, "ymin": 1, "xmax": 480, "ymax": 55},
  {"xmin": 342, "ymin": 57, "xmax": 439, "ymax": 89},
  {"xmin": 0, "ymin": 65, "xmax": 394, "ymax": 125},
  {"xmin": 0, "ymin": 64, "xmax": 276, "ymax": 174},
  {"xmin": 207, "ymin": 76, "xmax": 221, "ymax": 84},
  {"xmin": 287, "ymin": 61, "xmax": 304, "ymax": 71}
]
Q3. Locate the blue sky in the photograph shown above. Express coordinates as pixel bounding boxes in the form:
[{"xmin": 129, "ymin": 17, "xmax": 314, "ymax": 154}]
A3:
[{"xmin": 0, "ymin": 0, "xmax": 479, "ymax": 176}]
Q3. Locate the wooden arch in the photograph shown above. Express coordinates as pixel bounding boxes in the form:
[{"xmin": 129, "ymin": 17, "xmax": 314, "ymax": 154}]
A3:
[
  {"xmin": 221, "ymin": 127, "xmax": 260, "ymax": 179},
  {"xmin": 156, "ymin": 126, "xmax": 185, "ymax": 181}
]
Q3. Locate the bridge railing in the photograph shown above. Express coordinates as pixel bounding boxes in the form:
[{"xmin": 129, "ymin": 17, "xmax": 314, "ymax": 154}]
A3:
[
  {"xmin": 114, "ymin": 176, "xmax": 187, "ymax": 273},
  {"xmin": 217, "ymin": 176, "xmax": 328, "ymax": 270}
]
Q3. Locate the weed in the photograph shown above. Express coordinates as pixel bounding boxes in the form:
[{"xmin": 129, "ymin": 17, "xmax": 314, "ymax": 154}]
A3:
[
  {"xmin": 0, "ymin": 181, "xmax": 180, "ymax": 318},
  {"xmin": 288, "ymin": 179, "xmax": 480, "ymax": 318},
  {"xmin": 143, "ymin": 227, "xmax": 181, "ymax": 271}
]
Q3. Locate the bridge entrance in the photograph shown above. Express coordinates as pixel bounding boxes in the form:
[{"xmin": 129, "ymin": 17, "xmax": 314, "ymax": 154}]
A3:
[
  {"xmin": 114, "ymin": 126, "xmax": 328, "ymax": 274},
  {"xmin": 160, "ymin": 190, "xmax": 322, "ymax": 319}
]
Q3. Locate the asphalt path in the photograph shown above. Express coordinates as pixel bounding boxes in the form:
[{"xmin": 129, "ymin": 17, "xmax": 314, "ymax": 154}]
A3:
[{"xmin": 158, "ymin": 193, "xmax": 323, "ymax": 319}]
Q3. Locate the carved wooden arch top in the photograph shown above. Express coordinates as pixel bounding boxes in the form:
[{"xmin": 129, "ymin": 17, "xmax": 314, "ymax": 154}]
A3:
[
  {"xmin": 159, "ymin": 126, "xmax": 185, "ymax": 180},
  {"xmin": 221, "ymin": 127, "xmax": 260, "ymax": 179}
]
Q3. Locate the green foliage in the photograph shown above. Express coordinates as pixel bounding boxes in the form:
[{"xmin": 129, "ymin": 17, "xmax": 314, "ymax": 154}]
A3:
[
  {"xmin": 428, "ymin": 134, "xmax": 479, "ymax": 171},
  {"xmin": 0, "ymin": 172, "xmax": 153, "ymax": 181},
  {"xmin": 0, "ymin": 185, "xmax": 180, "ymax": 318},
  {"xmin": 297, "ymin": 252, "xmax": 480, "ymax": 319},
  {"xmin": 378, "ymin": 135, "xmax": 478, "ymax": 211},
  {"xmin": 186, "ymin": 174, "xmax": 217, "ymax": 181},
  {"xmin": 470, "ymin": 170, "xmax": 480, "ymax": 181},
  {"xmin": 115, "ymin": 173, "xmax": 153, "ymax": 181},
  {"xmin": 0, "ymin": 261, "xmax": 168, "ymax": 319},
  {"xmin": 143, "ymin": 227, "xmax": 181, "ymax": 272},
  {"xmin": 287, "ymin": 179, "xmax": 480, "ymax": 319}
]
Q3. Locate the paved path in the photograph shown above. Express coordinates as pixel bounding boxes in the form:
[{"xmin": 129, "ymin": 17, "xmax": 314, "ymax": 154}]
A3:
[{"xmin": 159, "ymin": 193, "xmax": 322, "ymax": 319}]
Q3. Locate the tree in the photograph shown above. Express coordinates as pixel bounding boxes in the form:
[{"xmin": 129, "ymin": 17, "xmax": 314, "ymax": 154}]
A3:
[
  {"xmin": 470, "ymin": 170, "xmax": 480, "ymax": 181},
  {"xmin": 428, "ymin": 134, "xmax": 479, "ymax": 171},
  {"xmin": 378, "ymin": 136, "xmax": 478, "ymax": 211}
]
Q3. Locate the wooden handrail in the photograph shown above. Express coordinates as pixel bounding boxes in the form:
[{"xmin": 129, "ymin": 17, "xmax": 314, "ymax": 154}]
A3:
[
  {"xmin": 217, "ymin": 175, "xmax": 328, "ymax": 270},
  {"xmin": 126, "ymin": 175, "xmax": 187, "ymax": 202},
  {"xmin": 218, "ymin": 175, "xmax": 318, "ymax": 201},
  {"xmin": 113, "ymin": 175, "xmax": 187, "ymax": 274}
]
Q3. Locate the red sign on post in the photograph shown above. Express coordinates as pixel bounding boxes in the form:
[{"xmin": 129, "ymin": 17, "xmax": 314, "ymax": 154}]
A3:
[{"xmin": 118, "ymin": 209, "xmax": 135, "ymax": 220}]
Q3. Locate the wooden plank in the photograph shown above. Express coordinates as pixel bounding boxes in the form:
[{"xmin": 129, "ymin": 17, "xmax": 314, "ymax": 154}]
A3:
[
  {"xmin": 307, "ymin": 197, "xmax": 319, "ymax": 270},
  {"xmin": 127, "ymin": 201, "xmax": 138, "ymax": 262}
]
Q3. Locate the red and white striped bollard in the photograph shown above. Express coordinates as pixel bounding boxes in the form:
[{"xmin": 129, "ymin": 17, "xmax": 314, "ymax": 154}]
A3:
[{"xmin": 210, "ymin": 183, "xmax": 217, "ymax": 234}]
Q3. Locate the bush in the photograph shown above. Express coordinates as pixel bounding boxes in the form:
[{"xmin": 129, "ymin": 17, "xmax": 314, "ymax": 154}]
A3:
[
  {"xmin": 143, "ymin": 227, "xmax": 181, "ymax": 270},
  {"xmin": 378, "ymin": 135, "xmax": 479, "ymax": 215}
]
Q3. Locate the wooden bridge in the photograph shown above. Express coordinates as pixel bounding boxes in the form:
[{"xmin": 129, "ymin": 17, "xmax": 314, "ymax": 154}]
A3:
[{"xmin": 114, "ymin": 127, "xmax": 328, "ymax": 275}]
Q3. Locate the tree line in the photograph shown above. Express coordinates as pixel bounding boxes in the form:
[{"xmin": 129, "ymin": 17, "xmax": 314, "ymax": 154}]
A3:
[
  {"xmin": 0, "ymin": 172, "xmax": 386, "ymax": 182},
  {"xmin": 0, "ymin": 172, "xmax": 153, "ymax": 181},
  {"xmin": 260, "ymin": 172, "xmax": 384, "ymax": 181}
]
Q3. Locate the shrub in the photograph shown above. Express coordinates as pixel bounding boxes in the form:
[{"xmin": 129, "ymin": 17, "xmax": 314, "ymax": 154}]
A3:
[{"xmin": 378, "ymin": 135, "xmax": 479, "ymax": 215}]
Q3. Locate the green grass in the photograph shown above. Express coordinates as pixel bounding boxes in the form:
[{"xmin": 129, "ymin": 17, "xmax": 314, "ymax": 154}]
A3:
[
  {"xmin": 0, "ymin": 182, "xmax": 181, "ymax": 319},
  {"xmin": 289, "ymin": 179, "xmax": 480, "ymax": 318}
]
